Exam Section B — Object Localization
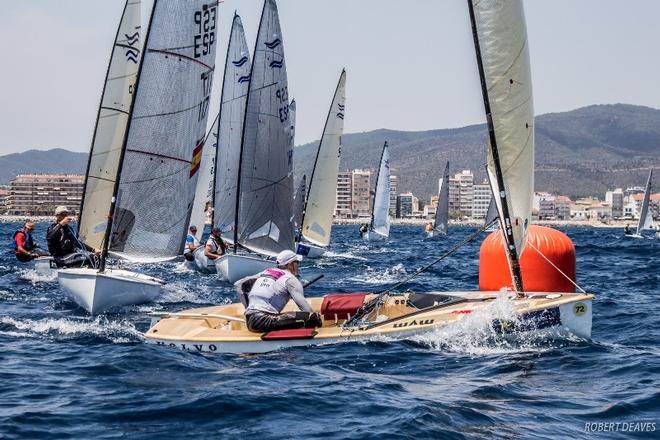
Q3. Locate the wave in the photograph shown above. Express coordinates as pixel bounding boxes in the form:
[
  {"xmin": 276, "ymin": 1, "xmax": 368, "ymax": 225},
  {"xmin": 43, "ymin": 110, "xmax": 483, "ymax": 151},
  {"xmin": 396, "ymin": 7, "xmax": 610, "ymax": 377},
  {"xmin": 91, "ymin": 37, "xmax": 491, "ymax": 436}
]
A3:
[{"xmin": 0, "ymin": 315, "xmax": 142, "ymax": 343}]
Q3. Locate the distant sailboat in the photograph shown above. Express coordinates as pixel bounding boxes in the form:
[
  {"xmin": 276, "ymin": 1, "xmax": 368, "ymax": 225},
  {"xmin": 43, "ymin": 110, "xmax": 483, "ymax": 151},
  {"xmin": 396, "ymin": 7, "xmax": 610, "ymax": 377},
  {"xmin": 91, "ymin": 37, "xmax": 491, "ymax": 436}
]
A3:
[
  {"xmin": 425, "ymin": 161, "xmax": 449, "ymax": 239},
  {"xmin": 293, "ymin": 174, "xmax": 306, "ymax": 235},
  {"xmin": 626, "ymin": 168, "xmax": 655, "ymax": 239},
  {"xmin": 296, "ymin": 70, "xmax": 347, "ymax": 257},
  {"xmin": 61, "ymin": 0, "xmax": 218, "ymax": 313},
  {"xmin": 362, "ymin": 142, "xmax": 390, "ymax": 241},
  {"xmin": 214, "ymin": 0, "xmax": 295, "ymax": 282}
]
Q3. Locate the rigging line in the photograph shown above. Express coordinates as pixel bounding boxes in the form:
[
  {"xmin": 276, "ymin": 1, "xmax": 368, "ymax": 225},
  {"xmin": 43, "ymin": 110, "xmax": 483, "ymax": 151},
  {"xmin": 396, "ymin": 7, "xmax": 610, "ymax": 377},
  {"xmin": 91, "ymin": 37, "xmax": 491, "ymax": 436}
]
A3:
[
  {"xmin": 527, "ymin": 241, "xmax": 587, "ymax": 294},
  {"xmin": 147, "ymin": 48, "xmax": 214, "ymax": 71},
  {"xmin": 345, "ymin": 219, "xmax": 498, "ymax": 328}
]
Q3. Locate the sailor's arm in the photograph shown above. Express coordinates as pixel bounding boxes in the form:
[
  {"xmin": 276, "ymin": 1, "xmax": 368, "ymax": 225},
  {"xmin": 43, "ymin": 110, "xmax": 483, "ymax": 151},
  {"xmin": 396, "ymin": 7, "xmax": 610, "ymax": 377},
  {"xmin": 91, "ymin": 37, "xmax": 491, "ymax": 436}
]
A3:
[
  {"xmin": 234, "ymin": 274, "xmax": 259, "ymax": 308},
  {"xmin": 286, "ymin": 277, "xmax": 313, "ymax": 313}
]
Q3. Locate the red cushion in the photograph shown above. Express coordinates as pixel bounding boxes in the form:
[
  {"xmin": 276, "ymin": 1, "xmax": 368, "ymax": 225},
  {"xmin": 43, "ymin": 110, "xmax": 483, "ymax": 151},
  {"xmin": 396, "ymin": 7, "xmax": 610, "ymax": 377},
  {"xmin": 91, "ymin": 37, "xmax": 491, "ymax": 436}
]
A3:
[
  {"xmin": 261, "ymin": 328, "xmax": 317, "ymax": 340},
  {"xmin": 321, "ymin": 293, "xmax": 368, "ymax": 320}
]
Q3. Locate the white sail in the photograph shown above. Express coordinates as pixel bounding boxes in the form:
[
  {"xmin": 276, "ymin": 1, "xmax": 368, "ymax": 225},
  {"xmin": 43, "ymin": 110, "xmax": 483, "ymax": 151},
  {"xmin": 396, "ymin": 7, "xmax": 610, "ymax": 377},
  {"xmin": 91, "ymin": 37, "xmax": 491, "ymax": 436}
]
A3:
[
  {"xmin": 370, "ymin": 142, "xmax": 391, "ymax": 237},
  {"xmin": 472, "ymin": 0, "xmax": 534, "ymax": 258},
  {"xmin": 214, "ymin": 14, "xmax": 251, "ymax": 238},
  {"xmin": 78, "ymin": 0, "xmax": 142, "ymax": 250},
  {"xmin": 236, "ymin": 0, "xmax": 294, "ymax": 256},
  {"xmin": 484, "ymin": 195, "xmax": 498, "ymax": 226},
  {"xmin": 433, "ymin": 161, "xmax": 449, "ymax": 235},
  {"xmin": 188, "ymin": 114, "xmax": 218, "ymax": 236},
  {"xmin": 110, "ymin": 0, "xmax": 218, "ymax": 260},
  {"xmin": 301, "ymin": 70, "xmax": 347, "ymax": 247},
  {"xmin": 636, "ymin": 169, "xmax": 654, "ymax": 233}
]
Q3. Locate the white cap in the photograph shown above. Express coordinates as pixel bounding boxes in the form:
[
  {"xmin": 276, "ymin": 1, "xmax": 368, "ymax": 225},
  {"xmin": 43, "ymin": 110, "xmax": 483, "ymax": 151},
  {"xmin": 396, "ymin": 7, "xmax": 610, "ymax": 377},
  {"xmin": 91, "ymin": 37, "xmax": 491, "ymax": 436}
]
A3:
[
  {"xmin": 54, "ymin": 206, "xmax": 69, "ymax": 215},
  {"xmin": 276, "ymin": 249, "xmax": 302, "ymax": 266}
]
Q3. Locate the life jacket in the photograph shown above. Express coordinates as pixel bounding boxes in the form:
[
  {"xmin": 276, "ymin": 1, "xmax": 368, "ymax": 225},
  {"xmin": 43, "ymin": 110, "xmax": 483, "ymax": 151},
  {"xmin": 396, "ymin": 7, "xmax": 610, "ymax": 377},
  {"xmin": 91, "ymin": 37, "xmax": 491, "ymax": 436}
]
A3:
[{"xmin": 12, "ymin": 229, "xmax": 35, "ymax": 252}]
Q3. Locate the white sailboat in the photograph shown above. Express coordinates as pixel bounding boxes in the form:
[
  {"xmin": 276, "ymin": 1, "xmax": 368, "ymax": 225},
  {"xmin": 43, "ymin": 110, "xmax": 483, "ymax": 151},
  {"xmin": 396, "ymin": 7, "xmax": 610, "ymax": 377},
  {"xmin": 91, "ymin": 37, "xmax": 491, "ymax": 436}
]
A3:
[
  {"xmin": 362, "ymin": 142, "xmax": 391, "ymax": 242},
  {"xmin": 626, "ymin": 169, "xmax": 655, "ymax": 239},
  {"xmin": 296, "ymin": 70, "xmax": 347, "ymax": 258},
  {"xmin": 213, "ymin": 0, "xmax": 295, "ymax": 283},
  {"xmin": 60, "ymin": 0, "xmax": 218, "ymax": 313},
  {"xmin": 425, "ymin": 161, "xmax": 449, "ymax": 239},
  {"xmin": 145, "ymin": 0, "xmax": 593, "ymax": 354}
]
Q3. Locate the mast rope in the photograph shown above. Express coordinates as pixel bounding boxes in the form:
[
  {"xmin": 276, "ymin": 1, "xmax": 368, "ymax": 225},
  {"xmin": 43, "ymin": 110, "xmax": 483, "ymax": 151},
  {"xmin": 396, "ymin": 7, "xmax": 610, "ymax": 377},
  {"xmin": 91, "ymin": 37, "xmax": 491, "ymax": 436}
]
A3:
[
  {"xmin": 344, "ymin": 219, "xmax": 498, "ymax": 328},
  {"xmin": 526, "ymin": 241, "xmax": 587, "ymax": 294}
]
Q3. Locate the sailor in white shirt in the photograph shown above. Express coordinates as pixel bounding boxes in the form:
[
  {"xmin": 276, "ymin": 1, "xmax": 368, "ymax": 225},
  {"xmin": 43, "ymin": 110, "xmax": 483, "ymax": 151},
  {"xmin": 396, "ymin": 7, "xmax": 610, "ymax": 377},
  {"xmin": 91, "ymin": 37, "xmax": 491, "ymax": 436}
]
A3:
[{"xmin": 204, "ymin": 227, "xmax": 226, "ymax": 260}]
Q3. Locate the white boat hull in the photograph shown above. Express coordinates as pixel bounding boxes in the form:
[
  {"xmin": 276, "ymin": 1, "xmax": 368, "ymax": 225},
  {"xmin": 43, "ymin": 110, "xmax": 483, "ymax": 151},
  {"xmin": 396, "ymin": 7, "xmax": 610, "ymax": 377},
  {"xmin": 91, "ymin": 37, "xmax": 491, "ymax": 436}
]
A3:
[
  {"xmin": 362, "ymin": 230, "xmax": 388, "ymax": 242},
  {"xmin": 215, "ymin": 254, "xmax": 273, "ymax": 283},
  {"xmin": 58, "ymin": 268, "xmax": 163, "ymax": 314},
  {"xmin": 424, "ymin": 230, "xmax": 446, "ymax": 240},
  {"xmin": 295, "ymin": 242, "xmax": 326, "ymax": 258},
  {"xmin": 33, "ymin": 256, "xmax": 55, "ymax": 273},
  {"xmin": 191, "ymin": 246, "xmax": 217, "ymax": 274}
]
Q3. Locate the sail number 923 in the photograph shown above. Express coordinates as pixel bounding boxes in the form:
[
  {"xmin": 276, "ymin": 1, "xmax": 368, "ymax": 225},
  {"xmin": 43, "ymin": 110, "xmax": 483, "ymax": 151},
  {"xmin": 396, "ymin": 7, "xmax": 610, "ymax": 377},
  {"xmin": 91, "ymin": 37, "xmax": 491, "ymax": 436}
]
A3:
[
  {"xmin": 276, "ymin": 86, "xmax": 289, "ymax": 123},
  {"xmin": 194, "ymin": 4, "xmax": 217, "ymax": 58}
]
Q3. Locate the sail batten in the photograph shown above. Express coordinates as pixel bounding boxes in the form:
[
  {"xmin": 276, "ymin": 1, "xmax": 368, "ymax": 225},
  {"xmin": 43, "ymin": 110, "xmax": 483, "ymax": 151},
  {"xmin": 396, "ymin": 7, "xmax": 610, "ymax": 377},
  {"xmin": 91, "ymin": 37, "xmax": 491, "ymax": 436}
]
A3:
[
  {"xmin": 78, "ymin": 0, "xmax": 142, "ymax": 251},
  {"xmin": 370, "ymin": 142, "xmax": 391, "ymax": 237},
  {"xmin": 235, "ymin": 0, "xmax": 294, "ymax": 254},
  {"xmin": 214, "ymin": 14, "xmax": 252, "ymax": 237},
  {"xmin": 109, "ymin": 0, "xmax": 219, "ymax": 260},
  {"xmin": 301, "ymin": 70, "xmax": 347, "ymax": 247}
]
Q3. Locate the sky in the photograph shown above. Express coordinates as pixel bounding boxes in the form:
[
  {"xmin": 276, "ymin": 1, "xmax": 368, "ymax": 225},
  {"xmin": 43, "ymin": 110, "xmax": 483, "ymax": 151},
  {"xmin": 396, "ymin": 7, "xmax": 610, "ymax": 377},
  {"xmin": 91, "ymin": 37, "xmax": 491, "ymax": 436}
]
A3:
[{"xmin": 1, "ymin": 0, "xmax": 660, "ymax": 155}]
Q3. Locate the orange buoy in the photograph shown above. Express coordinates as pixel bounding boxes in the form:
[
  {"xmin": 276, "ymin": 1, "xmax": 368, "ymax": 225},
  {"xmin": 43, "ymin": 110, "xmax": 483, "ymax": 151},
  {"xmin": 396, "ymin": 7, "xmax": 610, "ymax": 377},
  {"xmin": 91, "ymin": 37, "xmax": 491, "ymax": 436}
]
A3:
[{"xmin": 479, "ymin": 225, "xmax": 576, "ymax": 292}]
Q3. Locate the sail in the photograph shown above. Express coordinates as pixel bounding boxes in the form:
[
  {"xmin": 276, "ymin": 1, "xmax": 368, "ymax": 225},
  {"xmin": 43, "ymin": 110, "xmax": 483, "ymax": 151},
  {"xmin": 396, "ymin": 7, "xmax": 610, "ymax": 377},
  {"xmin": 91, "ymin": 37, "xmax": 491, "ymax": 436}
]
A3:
[
  {"xmin": 370, "ymin": 142, "xmax": 391, "ymax": 237},
  {"xmin": 484, "ymin": 196, "xmax": 498, "ymax": 226},
  {"xmin": 214, "ymin": 14, "xmax": 251, "ymax": 238},
  {"xmin": 110, "ymin": 0, "xmax": 218, "ymax": 259},
  {"xmin": 472, "ymin": 0, "xmax": 534, "ymax": 257},
  {"xmin": 636, "ymin": 169, "xmax": 654, "ymax": 233},
  {"xmin": 188, "ymin": 114, "xmax": 218, "ymax": 236},
  {"xmin": 301, "ymin": 70, "xmax": 347, "ymax": 247},
  {"xmin": 78, "ymin": 0, "xmax": 142, "ymax": 250},
  {"xmin": 293, "ymin": 174, "xmax": 306, "ymax": 231},
  {"xmin": 433, "ymin": 161, "xmax": 449, "ymax": 235},
  {"xmin": 236, "ymin": 0, "xmax": 294, "ymax": 256}
]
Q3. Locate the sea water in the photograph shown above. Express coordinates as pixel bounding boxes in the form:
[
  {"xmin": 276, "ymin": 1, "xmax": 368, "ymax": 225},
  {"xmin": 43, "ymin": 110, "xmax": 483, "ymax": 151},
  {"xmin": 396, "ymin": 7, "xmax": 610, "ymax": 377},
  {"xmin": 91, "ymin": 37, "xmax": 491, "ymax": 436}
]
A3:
[{"xmin": 0, "ymin": 223, "xmax": 658, "ymax": 438}]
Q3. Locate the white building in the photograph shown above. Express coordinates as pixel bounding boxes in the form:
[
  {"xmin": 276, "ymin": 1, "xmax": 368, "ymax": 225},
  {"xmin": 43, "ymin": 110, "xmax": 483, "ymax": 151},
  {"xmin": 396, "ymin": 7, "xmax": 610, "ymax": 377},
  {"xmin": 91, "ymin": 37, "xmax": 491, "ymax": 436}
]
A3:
[{"xmin": 472, "ymin": 181, "xmax": 491, "ymax": 219}]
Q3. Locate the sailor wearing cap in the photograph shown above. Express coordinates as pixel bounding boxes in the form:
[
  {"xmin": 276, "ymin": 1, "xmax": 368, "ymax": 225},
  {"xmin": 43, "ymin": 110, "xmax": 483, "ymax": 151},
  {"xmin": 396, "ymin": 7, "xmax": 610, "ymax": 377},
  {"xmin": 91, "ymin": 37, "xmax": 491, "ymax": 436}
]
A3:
[
  {"xmin": 46, "ymin": 206, "xmax": 98, "ymax": 268},
  {"xmin": 234, "ymin": 250, "xmax": 322, "ymax": 332}
]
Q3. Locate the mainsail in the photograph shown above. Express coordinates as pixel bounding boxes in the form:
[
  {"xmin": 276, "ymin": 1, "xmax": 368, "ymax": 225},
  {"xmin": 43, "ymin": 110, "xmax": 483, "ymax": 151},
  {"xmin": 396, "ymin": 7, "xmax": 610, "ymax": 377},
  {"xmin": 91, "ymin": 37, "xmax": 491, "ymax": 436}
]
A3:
[
  {"xmin": 484, "ymin": 196, "xmax": 498, "ymax": 226},
  {"xmin": 214, "ymin": 14, "xmax": 251, "ymax": 238},
  {"xmin": 433, "ymin": 161, "xmax": 450, "ymax": 235},
  {"xmin": 636, "ymin": 168, "xmax": 654, "ymax": 234},
  {"xmin": 235, "ymin": 0, "xmax": 294, "ymax": 256},
  {"xmin": 370, "ymin": 142, "xmax": 391, "ymax": 237},
  {"xmin": 301, "ymin": 70, "xmax": 347, "ymax": 247},
  {"xmin": 109, "ymin": 0, "xmax": 218, "ymax": 260},
  {"xmin": 293, "ymin": 174, "xmax": 306, "ymax": 232},
  {"xmin": 188, "ymin": 114, "xmax": 218, "ymax": 235},
  {"xmin": 78, "ymin": 0, "xmax": 142, "ymax": 250},
  {"xmin": 469, "ymin": 0, "xmax": 534, "ymax": 291}
]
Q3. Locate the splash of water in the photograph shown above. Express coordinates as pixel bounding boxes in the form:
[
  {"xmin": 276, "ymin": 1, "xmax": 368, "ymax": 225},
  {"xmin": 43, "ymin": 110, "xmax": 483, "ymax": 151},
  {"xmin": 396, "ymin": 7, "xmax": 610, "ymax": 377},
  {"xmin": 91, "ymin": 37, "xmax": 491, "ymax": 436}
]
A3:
[{"xmin": 0, "ymin": 315, "xmax": 142, "ymax": 343}]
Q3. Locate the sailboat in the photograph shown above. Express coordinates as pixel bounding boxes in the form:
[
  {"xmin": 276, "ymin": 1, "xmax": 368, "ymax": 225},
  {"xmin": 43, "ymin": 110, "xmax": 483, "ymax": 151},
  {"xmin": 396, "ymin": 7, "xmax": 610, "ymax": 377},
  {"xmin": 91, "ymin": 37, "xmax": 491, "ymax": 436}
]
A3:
[
  {"xmin": 212, "ymin": 0, "xmax": 295, "ymax": 283},
  {"xmin": 425, "ymin": 162, "xmax": 449, "ymax": 239},
  {"xmin": 60, "ymin": 0, "xmax": 218, "ymax": 314},
  {"xmin": 293, "ymin": 174, "xmax": 306, "ymax": 235},
  {"xmin": 625, "ymin": 169, "xmax": 655, "ymax": 239},
  {"xmin": 144, "ymin": 0, "xmax": 593, "ymax": 353},
  {"xmin": 361, "ymin": 142, "xmax": 391, "ymax": 242},
  {"xmin": 295, "ymin": 70, "xmax": 347, "ymax": 258},
  {"xmin": 188, "ymin": 114, "xmax": 219, "ymax": 240}
]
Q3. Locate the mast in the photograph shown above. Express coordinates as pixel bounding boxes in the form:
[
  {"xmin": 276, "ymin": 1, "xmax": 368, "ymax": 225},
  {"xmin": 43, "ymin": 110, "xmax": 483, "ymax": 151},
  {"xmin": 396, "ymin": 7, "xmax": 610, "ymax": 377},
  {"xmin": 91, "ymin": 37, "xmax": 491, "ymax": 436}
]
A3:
[
  {"xmin": 99, "ymin": 0, "xmax": 156, "ymax": 273},
  {"xmin": 211, "ymin": 12, "xmax": 240, "ymax": 229},
  {"xmin": 369, "ymin": 142, "xmax": 387, "ymax": 231},
  {"xmin": 467, "ymin": 0, "xmax": 524, "ymax": 292},
  {"xmin": 78, "ymin": 0, "xmax": 132, "ymax": 235},
  {"xmin": 299, "ymin": 69, "xmax": 346, "ymax": 241},
  {"xmin": 233, "ymin": 3, "xmax": 269, "ymax": 253}
]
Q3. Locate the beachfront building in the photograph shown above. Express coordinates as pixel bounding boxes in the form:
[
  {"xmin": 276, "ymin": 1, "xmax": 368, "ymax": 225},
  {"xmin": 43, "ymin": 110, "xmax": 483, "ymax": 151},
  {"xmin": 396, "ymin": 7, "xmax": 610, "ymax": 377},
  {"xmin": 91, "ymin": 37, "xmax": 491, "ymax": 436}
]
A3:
[
  {"xmin": 555, "ymin": 196, "xmax": 572, "ymax": 220},
  {"xmin": 389, "ymin": 175, "xmax": 398, "ymax": 217},
  {"xmin": 448, "ymin": 170, "xmax": 473, "ymax": 218},
  {"xmin": 397, "ymin": 192, "xmax": 419, "ymax": 218},
  {"xmin": 631, "ymin": 193, "xmax": 660, "ymax": 221},
  {"xmin": 605, "ymin": 188, "xmax": 624, "ymax": 218},
  {"xmin": 7, "ymin": 174, "xmax": 84, "ymax": 216},
  {"xmin": 472, "ymin": 181, "xmax": 491, "ymax": 219},
  {"xmin": 351, "ymin": 169, "xmax": 371, "ymax": 219},
  {"xmin": 335, "ymin": 171, "xmax": 352, "ymax": 218}
]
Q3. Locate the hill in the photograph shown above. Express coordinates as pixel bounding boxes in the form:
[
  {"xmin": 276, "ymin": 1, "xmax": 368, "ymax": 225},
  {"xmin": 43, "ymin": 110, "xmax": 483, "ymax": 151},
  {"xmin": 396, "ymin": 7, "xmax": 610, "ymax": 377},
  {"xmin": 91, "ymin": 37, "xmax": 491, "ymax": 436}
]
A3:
[{"xmin": 0, "ymin": 148, "xmax": 87, "ymax": 184}]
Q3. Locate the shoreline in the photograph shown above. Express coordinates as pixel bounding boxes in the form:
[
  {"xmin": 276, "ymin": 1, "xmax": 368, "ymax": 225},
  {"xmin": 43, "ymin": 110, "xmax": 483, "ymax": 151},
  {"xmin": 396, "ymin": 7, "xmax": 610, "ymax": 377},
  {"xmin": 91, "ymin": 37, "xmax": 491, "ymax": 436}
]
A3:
[{"xmin": 0, "ymin": 215, "xmax": 627, "ymax": 228}]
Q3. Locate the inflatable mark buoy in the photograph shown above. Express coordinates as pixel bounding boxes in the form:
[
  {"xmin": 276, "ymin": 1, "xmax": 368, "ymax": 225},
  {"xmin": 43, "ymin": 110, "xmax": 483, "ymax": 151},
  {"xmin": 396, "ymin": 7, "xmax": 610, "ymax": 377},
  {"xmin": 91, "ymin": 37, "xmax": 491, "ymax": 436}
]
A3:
[{"xmin": 479, "ymin": 225, "xmax": 576, "ymax": 292}]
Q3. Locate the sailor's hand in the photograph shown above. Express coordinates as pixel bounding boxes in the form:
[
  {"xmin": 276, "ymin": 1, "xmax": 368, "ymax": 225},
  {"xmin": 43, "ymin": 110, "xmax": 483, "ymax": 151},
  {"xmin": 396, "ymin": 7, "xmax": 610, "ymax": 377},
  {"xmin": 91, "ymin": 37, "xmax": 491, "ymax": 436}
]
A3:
[
  {"xmin": 309, "ymin": 312, "xmax": 323, "ymax": 328},
  {"xmin": 93, "ymin": 248, "xmax": 101, "ymax": 255},
  {"xmin": 59, "ymin": 217, "xmax": 71, "ymax": 226}
]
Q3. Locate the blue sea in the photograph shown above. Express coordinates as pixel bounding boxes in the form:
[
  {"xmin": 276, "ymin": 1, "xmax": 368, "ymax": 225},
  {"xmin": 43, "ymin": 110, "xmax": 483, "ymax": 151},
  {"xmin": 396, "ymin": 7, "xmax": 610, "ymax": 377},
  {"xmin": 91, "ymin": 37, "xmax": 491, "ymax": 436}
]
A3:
[{"xmin": 1, "ymin": 222, "xmax": 658, "ymax": 439}]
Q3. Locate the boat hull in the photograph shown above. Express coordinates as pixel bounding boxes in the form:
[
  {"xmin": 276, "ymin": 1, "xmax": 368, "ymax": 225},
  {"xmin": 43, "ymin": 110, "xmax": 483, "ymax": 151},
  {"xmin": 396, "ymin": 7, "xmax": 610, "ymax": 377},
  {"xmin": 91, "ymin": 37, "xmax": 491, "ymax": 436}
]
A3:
[
  {"xmin": 191, "ymin": 246, "xmax": 217, "ymax": 273},
  {"xmin": 215, "ymin": 254, "xmax": 273, "ymax": 283},
  {"xmin": 362, "ymin": 230, "xmax": 388, "ymax": 242},
  {"xmin": 295, "ymin": 242, "xmax": 326, "ymax": 258},
  {"xmin": 58, "ymin": 268, "xmax": 163, "ymax": 314},
  {"xmin": 33, "ymin": 256, "xmax": 55, "ymax": 273},
  {"xmin": 424, "ymin": 230, "xmax": 445, "ymax": 240},
  {"xmin": 145, "ymin": 291, "xmax": 594, "ymax": 354}
]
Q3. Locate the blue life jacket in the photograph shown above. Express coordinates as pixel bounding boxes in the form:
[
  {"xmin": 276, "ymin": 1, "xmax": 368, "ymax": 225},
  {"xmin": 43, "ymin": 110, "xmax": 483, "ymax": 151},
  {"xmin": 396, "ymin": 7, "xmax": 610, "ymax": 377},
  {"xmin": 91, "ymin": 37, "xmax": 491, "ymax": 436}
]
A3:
[{"xmin": 13, "ymin": 229, "xmax": 35, "ymax": 251}]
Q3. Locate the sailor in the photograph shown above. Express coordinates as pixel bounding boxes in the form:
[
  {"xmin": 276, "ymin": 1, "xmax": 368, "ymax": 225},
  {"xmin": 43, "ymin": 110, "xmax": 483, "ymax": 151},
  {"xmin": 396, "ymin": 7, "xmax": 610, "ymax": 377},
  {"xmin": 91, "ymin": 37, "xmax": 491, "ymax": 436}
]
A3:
[
  {"xmin": 425, "ymin": 222, "xmax": 434, "ymax": 233},
  {"xmin": 359, "ymin": 223, "xmax": 368, "ymax": 238},
  {"xmin": 183, "ymin": 225, "xmax": 201, "ymax": 261},
  {"xmin": 12, "ymin": 220, "xmax": 49, "ymax": 262},
  {"xmin": 624, "ymin": 223, "xmax": 632, "ymax": 235},
  {"xmin": 235, "ymin": 250, "xmax": 322, "ymax": 332},
  {"xmin": 204, "ymin": 227, "xmax": 227, "ymax": 260},
  {"xmin": 46, "ymin": 206, "xmax": 99, "ymax": 268}
]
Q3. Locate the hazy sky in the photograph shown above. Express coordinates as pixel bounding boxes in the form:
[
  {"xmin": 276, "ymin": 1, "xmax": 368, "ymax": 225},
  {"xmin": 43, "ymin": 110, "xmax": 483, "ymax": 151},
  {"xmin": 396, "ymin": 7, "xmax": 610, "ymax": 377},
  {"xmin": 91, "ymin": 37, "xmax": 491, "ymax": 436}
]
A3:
[{"xmin": 1, "ymin": 0, "xmax": 660, "ymax": 155}]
